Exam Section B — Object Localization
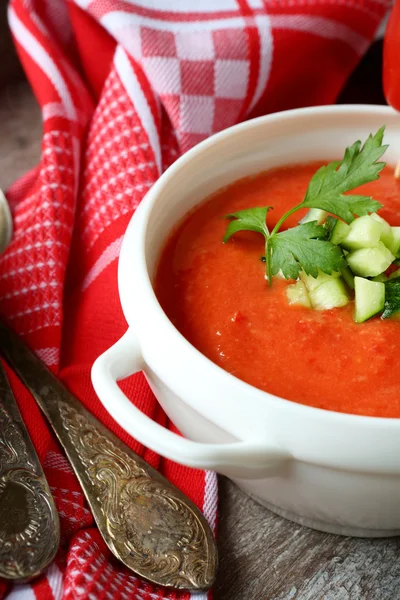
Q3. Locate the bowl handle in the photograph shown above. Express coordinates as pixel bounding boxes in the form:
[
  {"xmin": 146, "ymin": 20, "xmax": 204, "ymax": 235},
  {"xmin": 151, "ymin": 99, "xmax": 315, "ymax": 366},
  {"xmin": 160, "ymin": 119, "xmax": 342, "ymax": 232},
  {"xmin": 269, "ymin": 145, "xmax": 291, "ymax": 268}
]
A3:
[{"xmin": 91, "ymin": 329, "xmax": 289, "ymax": 479}]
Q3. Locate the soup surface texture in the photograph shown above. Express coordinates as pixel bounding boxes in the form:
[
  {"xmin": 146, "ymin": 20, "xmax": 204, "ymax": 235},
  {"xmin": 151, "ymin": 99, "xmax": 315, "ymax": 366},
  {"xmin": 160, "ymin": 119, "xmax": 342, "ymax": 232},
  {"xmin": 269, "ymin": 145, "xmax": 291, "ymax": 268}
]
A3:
[{"xmin": 155, "ymin": 163, "xmax": 400, "ymax": 417}]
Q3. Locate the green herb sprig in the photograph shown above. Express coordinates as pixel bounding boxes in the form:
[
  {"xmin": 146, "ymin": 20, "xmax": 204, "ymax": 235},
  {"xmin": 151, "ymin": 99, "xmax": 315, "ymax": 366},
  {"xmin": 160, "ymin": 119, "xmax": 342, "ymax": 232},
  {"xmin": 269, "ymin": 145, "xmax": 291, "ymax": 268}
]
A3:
[{"xmin": 224, "ymin": 127, "xmax": 387, "ymax": 285}]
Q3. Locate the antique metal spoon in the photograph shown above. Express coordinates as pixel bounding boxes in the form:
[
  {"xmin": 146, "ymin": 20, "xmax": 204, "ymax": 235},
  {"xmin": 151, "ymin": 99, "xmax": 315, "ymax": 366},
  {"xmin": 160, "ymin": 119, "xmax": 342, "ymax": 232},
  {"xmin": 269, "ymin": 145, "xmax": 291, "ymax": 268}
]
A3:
[
  {"xmin": 0, "ymin": 360, "xmax": 60, "ymax": 581},
  {"xmin": 0, "ymin": 189, "xmax": 12, "ymax": 256},
  {"xmin": 0, "ymin": 319, "xmax": 218, "ymax": 591}
]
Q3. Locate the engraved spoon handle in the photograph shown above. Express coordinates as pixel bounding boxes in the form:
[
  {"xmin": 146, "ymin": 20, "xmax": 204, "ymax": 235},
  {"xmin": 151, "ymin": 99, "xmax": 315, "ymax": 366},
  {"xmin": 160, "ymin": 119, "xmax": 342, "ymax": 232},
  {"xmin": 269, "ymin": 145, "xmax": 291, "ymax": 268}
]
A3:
[
  {"xmin": 0, "ymin": 189, "xmax": 12, "ymax": 256},
  {"xmin": 0, "ymin": 320, "xmax": 218, "ymax": 591},
  {"xmin": 0, "ymin": 361, "xmax": 60, "ymax": 581}
]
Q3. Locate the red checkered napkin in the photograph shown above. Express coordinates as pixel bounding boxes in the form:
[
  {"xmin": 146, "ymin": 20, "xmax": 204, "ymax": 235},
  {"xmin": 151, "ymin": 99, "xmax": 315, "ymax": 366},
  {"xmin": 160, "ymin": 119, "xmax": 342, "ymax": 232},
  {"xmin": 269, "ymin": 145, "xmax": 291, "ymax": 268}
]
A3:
[{"xmin": 0, "ymin": 1, "xmax": 390, "ymax": 598}]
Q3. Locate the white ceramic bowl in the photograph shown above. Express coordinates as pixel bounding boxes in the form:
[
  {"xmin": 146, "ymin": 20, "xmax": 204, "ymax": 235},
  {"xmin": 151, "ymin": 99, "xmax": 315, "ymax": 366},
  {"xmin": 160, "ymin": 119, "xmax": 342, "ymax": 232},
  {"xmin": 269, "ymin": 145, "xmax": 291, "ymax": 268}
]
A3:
[{"xmin": 92, "ymin": 105, "xmax": 400, "ymax": 538}]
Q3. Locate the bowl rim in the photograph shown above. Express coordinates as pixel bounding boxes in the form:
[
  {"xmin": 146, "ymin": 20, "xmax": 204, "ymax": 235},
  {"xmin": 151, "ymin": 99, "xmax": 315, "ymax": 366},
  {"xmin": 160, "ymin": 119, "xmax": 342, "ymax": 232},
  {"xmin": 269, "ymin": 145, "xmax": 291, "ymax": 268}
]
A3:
[{"xmin": 119, "ymin": 103, "xmax": 400, "ymax": 430}]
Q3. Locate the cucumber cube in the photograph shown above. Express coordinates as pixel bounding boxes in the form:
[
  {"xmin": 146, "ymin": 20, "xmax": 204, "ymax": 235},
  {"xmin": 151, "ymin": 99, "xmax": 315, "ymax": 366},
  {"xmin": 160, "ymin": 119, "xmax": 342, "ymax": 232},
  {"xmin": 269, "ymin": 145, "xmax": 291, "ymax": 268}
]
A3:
[
  {"xmin": 309, "ymin": 277, "xmax": 349, "ymax": 310},
  {"xmin": 387, "ymin": 226, "xmax": 400, "ymax": 257},
  {"xmin": 346, "ymin": 242, "xmax": 395, "ymax": 277},
  {"xmin": 388, "ymin": 268, "xmax": 400, "ymax": 281},
  {"xmin": 330, "ymin": 220, "xmax": 350, "ymax": 245},
  {"xmin": 371, "ymin": 273, "xmax": 388, "ymax": 282},
  {"xmin": 341, "ymin": 215, "xmax": 384, "ymax": 251},
  {"xmin": 371, "ymin": 213, "xmax": 394, "ymax": 250},
  {"xmin": 299, "ymin": 269, "xmax": 340, "ymax": 292},
  {"xmin": 354, "ymin": 277, "xmax": 385, "ymax": 323},
  {"xmin": 341, "ymin": 265, "xmax": 355, "ymax": 289},
  {"xmin": 286, "ymin": 280, "xmax": 311, "ymax": 308},
  {"xmin": 299, "ymin": 270, "xmax": 349, "ymax": 311},
  {"xmin": 299, "ymin": 208, "xmax": 328, "ymax": 225}
]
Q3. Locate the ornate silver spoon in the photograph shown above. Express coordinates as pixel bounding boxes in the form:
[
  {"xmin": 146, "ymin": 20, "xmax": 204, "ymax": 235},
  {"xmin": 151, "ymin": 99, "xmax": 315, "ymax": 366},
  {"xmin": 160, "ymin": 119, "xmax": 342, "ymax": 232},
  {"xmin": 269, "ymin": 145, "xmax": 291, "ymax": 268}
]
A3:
[
  {"xmin": 0, "ymin": 361, "xmax": 60, "ymax": 580},
  {"xmin": 0, "ymin": 319, "xmax": 218, "ymax": 591},
  {"xmin": 0, "ymin": 189, "xmax": 12, "ymax": 256}
]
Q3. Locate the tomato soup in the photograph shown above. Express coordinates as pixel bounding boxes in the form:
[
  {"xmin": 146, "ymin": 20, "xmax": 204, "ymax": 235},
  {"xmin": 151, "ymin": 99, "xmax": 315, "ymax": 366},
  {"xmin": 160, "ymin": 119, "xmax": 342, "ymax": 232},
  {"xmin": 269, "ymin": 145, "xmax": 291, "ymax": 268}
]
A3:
[{"xmin": 155, "ymin": 163, "xmax": 400, "ymax": 418}]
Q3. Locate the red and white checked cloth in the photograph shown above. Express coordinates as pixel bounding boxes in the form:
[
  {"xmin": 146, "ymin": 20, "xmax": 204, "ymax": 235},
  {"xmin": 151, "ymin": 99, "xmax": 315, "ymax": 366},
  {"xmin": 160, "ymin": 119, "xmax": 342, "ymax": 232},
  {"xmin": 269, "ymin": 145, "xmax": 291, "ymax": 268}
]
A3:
[{"xmin": 0, "ymin": 1, "xmax": 391, "ymax": 598}]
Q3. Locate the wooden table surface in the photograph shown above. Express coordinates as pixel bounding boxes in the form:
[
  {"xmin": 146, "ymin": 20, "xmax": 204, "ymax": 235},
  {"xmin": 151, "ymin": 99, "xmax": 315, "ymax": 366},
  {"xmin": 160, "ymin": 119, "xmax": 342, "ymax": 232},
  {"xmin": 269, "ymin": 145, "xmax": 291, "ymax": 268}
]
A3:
[{"xmin": 2, "ymin": 67, "xmax": 400, "ymax": 600}]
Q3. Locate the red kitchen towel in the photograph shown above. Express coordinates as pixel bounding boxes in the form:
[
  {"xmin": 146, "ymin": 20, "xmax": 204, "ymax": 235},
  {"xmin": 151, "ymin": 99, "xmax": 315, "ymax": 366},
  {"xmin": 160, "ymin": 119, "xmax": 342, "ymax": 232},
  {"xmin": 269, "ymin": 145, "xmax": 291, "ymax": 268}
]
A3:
[{"xmin": 0, "ymin": 1, "xmax": 391, "ymax": 598}]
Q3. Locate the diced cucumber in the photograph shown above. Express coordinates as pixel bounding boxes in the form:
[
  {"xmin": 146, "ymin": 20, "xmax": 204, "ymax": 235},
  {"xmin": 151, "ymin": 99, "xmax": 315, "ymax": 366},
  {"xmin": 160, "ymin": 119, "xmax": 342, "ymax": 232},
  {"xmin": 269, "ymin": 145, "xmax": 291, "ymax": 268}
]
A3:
[
  {"xmin": 386, "ymin": 226, "xmax": 400, "ymax": 257},
  {"xmin": 299, "ymin": 208, "xmax": 328, "ymax": 225},
  {"xmin": 330, "ymin": 219, "xmax": 350, "ymax": 245},
  {"xmin": 346, "ymin": 242, "xmax": 395, "ymax": 277},
  {"xmin": 341, "ymin": 265, "xmax": 355, "ymax": 289},
  {"xmin": 388, "ymin": 268, "xmax": 400, "ymax": 281},
  {"xmin": 299, "ymin": 269, "xmax": 340, "ymax": 292},
  {"xmin": 354, "ymin": 276, "xmax": 385, "ymax": 323},
  {"xmin": 300, "ymin": 270, "xmax": 348, "ymax": 310},
  {"xmin": 286, "ymin": 280, "xmax": 311, "ymax": 308},
  {"xmin": 341, "ymin": 215, "xmax": 384, "ymax": 251},
  {"xmin": 371, "ymin": 213, "xmax": 394, "ymax": 249},
  {"xmin": 309, "ymin": 277, "xmax": 350, "ymax": 310},
  {"xmin": 371, "ymin": 273, "xmax": 388, "ymax": 282}
]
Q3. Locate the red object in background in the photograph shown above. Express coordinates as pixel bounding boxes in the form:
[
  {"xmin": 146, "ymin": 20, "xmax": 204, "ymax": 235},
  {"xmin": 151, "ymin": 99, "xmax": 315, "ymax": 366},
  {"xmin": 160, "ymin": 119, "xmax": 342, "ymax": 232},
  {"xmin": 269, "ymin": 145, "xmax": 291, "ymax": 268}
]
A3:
[{"xmin": 384, "ymin": 0, "xmax": 400, "ymax": 110}]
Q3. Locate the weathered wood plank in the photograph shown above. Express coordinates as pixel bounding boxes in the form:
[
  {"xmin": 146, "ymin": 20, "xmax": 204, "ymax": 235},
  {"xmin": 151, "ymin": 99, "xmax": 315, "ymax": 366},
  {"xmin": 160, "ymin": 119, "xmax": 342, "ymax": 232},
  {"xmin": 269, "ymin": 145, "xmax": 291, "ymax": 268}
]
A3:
[
  {"xmin": 215, "ymin": 477, "xmax": 400, "ymax": 600},
  {"xmin": 0, "ymin": 82, "xmax": 42, "ymax": 191}
]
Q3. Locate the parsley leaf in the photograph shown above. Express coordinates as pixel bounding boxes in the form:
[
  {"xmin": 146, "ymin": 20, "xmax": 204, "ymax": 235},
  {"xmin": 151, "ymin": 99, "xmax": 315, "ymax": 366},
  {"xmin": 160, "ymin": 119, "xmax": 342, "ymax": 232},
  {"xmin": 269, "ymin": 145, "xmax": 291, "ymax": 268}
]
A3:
[
  {"xmin": 223, "ymin": 207, "xmax": 271, "ymax": 243},
  {"xmin": 270, "ymin": 127, "xmax": 387, "ymax": 236},
  {"xmin": 382, "ymin": 280, "xmax": 400, "ymax": 319},
  {"xmin": 300, "ymin": 128, "xmax": 386, "ymax": 223},
  {"xmin": 223, "ymin": 128, "xmax": 388, "ymax": 287},
  {"xmin": 270, "ymin": 222, "xmax": 346, "ymax": 280}
]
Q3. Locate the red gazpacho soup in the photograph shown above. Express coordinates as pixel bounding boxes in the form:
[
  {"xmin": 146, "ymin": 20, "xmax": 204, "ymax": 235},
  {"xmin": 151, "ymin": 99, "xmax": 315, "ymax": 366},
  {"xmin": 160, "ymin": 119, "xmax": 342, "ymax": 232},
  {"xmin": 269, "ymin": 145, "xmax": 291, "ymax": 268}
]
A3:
[{"xmin": 155, "ymin": 163, "xmax": 400, "ymax": 418}]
